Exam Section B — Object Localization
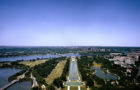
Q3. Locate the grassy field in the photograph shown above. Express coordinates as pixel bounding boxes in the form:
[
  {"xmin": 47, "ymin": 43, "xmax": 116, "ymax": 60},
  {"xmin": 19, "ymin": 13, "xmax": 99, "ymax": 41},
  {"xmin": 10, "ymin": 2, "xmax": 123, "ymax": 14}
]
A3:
[
  {"xmin": 93, "ymin": 62, "xmax": 102, "ymax": 88},
  {"xmin": 45, "ymin": 60, "xmax": 66, "ymax": 85},
  {"xmin": 93, "ymin": 61, "xmax": 102, "ymax": 68},
  {"xmin": 81, "ymin": 85, "xmax": 87, "ymax": 90},
  {"xmin": 0, "ymin": 63, "xmax": 2, "ymax": 67},
  {"xmin": 70, "ymin": 87, "xmax": 78, "ymax": 90},
  {"xmin": 61, "ymin": 86, "xmax": 67, "ymax": 90},
  {"xmin": 19, "ymin": 59, "xmax": 48, "ymax": 67},
  {"xmin": 94, "ymin": 81, "xmax": 102, "ymax": 88}
]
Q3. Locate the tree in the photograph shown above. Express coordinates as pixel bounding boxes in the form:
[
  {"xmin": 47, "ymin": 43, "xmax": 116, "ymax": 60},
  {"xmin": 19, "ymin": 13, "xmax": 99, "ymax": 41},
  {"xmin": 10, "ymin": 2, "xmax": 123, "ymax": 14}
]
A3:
[
  {"xmin": 53, "ymin": 78, "xmax": 63, "ymax": 88},
  {"xmin": 47, "ymin": 84, "xmax": 55, "ymax": 90},
  {"xmin": 86, "ymin": 78, "xmax": 94, "ymax": 87}
]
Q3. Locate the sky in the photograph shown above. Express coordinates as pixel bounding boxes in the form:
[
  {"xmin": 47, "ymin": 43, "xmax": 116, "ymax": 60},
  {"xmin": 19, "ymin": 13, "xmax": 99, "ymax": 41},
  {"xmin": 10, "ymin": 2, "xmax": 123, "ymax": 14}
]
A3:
[{"xmin": 0, "ymin": 0, "xmax": 140, "ymax": 46}]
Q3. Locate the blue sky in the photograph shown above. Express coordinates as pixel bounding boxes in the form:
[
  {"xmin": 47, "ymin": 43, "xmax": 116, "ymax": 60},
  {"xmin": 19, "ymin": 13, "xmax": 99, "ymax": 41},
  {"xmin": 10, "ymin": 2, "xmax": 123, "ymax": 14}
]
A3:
[{"xmin": 0, "ymin": 0, "xmax": 140, "ymax": 46}]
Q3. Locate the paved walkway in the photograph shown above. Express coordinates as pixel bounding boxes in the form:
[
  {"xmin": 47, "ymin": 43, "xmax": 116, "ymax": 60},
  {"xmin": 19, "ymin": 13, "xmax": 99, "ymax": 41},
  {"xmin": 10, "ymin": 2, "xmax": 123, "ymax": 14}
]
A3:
[{"xmin": 31, "ymin": 73, "xmax": 38, "ymax": 87}]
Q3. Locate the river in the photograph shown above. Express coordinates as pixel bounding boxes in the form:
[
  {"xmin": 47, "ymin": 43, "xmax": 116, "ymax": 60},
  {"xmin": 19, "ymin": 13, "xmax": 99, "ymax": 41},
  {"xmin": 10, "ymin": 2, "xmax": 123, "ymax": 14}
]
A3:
[
  {"xmin": 0, "ymin": 54, "xmax": 60, "ymax": 62},
  {"xmin": 0, "ymin": 53, "xmax": 80, "ymax": 62}
]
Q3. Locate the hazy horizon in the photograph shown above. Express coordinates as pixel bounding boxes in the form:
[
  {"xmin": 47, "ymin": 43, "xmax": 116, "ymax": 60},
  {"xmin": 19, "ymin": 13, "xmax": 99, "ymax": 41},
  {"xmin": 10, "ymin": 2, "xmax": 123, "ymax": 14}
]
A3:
[
  {"xmin": 0, "ymin": 0, "xmax": 140, "ymax": 46},
  {"xmin": 0, "ymin": 45, "xmax": 140, "ymax": 47}
]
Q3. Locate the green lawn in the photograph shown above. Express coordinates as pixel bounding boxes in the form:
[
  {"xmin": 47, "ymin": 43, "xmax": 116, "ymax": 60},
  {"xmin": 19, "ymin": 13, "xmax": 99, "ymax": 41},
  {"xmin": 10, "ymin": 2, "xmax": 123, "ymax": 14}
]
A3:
[
  {"xmin": 93, "ymin": 61, "xmax": 102, "ymax": 68},
  {"xmin": 45, "ymin": 60, "xmax": 66, "ymax": 84},
  {"xmin": 19, "ymin": 59, "xmax": 48, "ymax": 67},
  {"xmin": 70, "ymin": 87, "xmax": 78, "ymax": 90}
]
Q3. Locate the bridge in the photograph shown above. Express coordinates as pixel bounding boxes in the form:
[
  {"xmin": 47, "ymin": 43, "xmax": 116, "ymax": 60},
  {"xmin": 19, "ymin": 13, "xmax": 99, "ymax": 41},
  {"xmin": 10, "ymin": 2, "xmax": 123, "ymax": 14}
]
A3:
[
  {"xmin": 0, "ymin": 71, "xmax": 26, "ymax": 90},
  {"xmin": 0, "ymin": 79, "xmax": 19, "ymax": 90}
]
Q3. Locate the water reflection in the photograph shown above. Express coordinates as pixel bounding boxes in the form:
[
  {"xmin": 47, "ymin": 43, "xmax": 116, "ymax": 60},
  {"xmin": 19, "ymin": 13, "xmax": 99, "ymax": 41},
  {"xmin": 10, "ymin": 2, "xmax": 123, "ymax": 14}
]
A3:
[
  {"xmin": 92, "ymin": 67, "xmax": 117, "ymax": 80},
  {"xmin": 0, "ymin": 68, "xmax": 20, "ymax": 88},
  {"xmin": 7, "ymin": 81, "xmax": 31, "ymax": 90},
  {"xmin": 69, "ymin": 61, "xmax": 79, "ymax": 80},
  {"xmin": 0, "ymin": 54, "xmax": 60, "ymax": 62},
  {"xmin": 0, "ymin": 53, "xmax": 80, "ymax": 62}
]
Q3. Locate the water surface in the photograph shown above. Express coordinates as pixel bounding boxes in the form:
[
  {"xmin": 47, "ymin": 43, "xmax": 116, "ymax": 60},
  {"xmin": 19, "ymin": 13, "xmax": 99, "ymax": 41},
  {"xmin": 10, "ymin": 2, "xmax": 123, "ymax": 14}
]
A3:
[
  {"xmin": 7, "ymin": 81, "xmax": 31, "ymax": 90},
  {"xmin": 92, "ymin": 67, "xmax": 117, "ymax": 80},
  {"xmin": 0, "ymin": 54, "xmax": 80, "ymax": 62},
  {"xmin": 0, "ymin": 68, "xmax": 20, "ymax": 88},
  {"xmin": 62, "ymin": 53, "xmax": 80, "ymax": 57},
  {"xmin": 0, "ymin": 54, "xmax": 60, "ymax": 62},
  {"xmin": 69, "ymin": 61, "xmax": 79, "ymax": 80}
]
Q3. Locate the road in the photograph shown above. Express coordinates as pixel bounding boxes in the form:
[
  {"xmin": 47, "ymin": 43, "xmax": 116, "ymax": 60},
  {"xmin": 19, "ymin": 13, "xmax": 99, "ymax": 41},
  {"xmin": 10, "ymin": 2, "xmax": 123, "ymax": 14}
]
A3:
[{"xmin": 31, "ymin": 73, "xmax": 38, "ymax": 87}]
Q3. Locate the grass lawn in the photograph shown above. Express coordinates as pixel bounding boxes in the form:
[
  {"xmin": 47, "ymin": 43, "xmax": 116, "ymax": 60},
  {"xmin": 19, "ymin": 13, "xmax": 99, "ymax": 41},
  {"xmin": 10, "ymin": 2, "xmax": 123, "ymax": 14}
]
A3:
[
  {"xmin": 93, "ymin": 62, "xmax": 102, "ymax": 88},
  {"xmin": 93, "ymin": 61, "xmax": 102, "ymax": 68},
  {"xmin": 81, "ymin": 85, "xmax": 87, "ymax": 90},
  {"xmin": 19, "ymin": 59, "xmax": 48, "ymax": 67},
  {"xmin": 61, "ymin": 86, "xmax": 67, "ymax": 90},
  {"xmin": 70, "ymin": 87, "xmax": 78, "ymax": 90},
  {"xmin": 0, "ymin": 63, "xmax": 2, "ymax": 67},
  {"xmin": 45, "ymin": 60, "xmax": 66, "ymax": 85},
  {"xmin": 94, "ymin": 81, "xmax": 102, "ymax": 88}
]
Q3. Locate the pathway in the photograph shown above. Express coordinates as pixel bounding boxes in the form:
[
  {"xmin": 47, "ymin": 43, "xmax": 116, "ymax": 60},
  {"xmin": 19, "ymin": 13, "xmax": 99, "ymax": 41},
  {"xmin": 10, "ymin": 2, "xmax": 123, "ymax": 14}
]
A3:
[{"xmin": 31, "ymin": 73, "xmax": 38, "ymax": 87}]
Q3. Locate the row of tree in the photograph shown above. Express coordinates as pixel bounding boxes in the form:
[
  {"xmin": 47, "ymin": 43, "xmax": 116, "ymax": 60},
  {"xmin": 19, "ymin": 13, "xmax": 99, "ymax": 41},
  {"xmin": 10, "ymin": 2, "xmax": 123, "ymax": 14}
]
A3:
[
  {"xmin": 77, "ymin": 56, "xmax": 94, "ymax": 87},
  {"xmin": 32, "ymin": 58, "xmax": 59, "ymax": 86},
  {"xmin": 60, "ymin": 58, "xmax": 70, "ymax": 81},
  {"xmin": 0, "ymin": 46, "xmax": 80, "ymax": 57},
  {"xmin": 47, "ymin": 58, "xmax": 70, "ymax": 90},
  {"xmin": 8, "ymin": 68, "xmax": 27, "ymax": 81},
  {"xmin": 31, "ymin": 57, "xmax": 67, "ymax": 89}
]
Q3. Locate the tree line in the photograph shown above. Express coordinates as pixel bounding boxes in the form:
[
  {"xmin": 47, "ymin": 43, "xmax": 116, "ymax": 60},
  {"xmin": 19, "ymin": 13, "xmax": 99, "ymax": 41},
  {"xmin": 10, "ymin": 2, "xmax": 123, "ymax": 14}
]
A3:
[
  {"xmin": 8, "ymin": 68, "xmax": 27, "ymax": 81},
  {"xmin": 77, "ymin": 56, "xmax": 94, "ymax": 87},
  {"xmin": 47, "ymin": 58, "xmax": 70, "ymax": 90},
  {"xmin": 31, "ymin": 57, "xmax": 67, "ymax": 89}
]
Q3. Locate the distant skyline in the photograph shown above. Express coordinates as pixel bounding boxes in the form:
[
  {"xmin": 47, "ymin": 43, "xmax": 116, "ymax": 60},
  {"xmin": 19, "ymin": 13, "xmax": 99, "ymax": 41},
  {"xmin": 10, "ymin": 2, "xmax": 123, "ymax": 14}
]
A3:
[{"xmin": 0, "ymin": 0, "xmax": 140, "ymax": 46}]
